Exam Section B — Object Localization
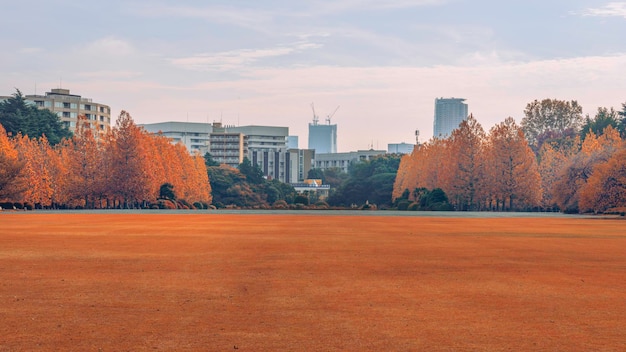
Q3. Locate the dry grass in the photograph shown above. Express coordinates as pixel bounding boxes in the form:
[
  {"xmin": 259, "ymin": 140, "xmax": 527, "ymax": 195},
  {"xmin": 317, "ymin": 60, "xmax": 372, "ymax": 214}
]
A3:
[{"xmin": 0, "ymin": 213, "xmax": 625, "ymax": 351}]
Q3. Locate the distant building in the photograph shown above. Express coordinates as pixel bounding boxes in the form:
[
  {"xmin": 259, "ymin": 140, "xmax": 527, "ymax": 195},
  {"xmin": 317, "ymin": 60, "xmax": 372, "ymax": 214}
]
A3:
[
  {"xmin": 308, "ymin": 122, "xmax": 337, "ymax": 153},
  {"xmin": 286, "ymin": 148, "xmax": 315, "ymax": 183},
  {"xmin": 1, "ymin": 88, "xmax": 112, "ymax": 134},
  {"xmin": 140, "ymin": 121, "xmax": 212, "ymax": 155},
  {"xmin": 287, "ymin": 136, "xmax": 299, "ymax": 149},
  {"xmin": 388, "ymin": 143, "xmax": 415, "ymax": 154},
  {"xmin": 433, "ymin": 97, "xmax": 468, "ymax": 138},
  {"xmin": 291, "ymin": 179, "xmax": 330, "ymax": 200},
  {"xmin": 208, "ymin": 122, "xmax": 248, "ymax": 168},
  {"xmin": 314, "ymin": 149, "xmax": 387, "ymax": 174}
]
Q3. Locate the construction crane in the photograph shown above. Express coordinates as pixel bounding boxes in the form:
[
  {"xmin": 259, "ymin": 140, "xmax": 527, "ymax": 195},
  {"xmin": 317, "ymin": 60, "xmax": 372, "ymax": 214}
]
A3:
[
  {"xmin": 326, "ymin": 105, "xmax": 340, "ymax": 125},
  {"xmin": 310, "ymin": 103, "xmax": 319, "ymax": 125}
]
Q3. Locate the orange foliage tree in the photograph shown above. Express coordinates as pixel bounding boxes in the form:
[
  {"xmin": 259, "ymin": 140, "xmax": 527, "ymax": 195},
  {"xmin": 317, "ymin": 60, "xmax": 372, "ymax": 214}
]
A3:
[
  {"xmin": 552, "ymin": 126, "xmax": 622, "ymax": 212},
  {"xmin": 579, "ymin": 147, "xmax": 626, "ymax": 213},
  {"xmin": 485, "ymin": 117, "xmax": 542, "ymax": 210},
  {"xmin": 0, "ymin": 123, "xmax": 24, "ymax": 201},
  {"xmin": 447, "ymin": 115, "xmax": 486, "ymax": 210}
]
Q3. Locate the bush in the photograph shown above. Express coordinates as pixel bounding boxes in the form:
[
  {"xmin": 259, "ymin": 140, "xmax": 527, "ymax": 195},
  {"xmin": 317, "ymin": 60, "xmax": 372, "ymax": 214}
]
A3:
[
  {"xmin": 397, "ymin": 200, "xmax": 410, "ymax": 211},
  {"xmin": 177, "ymin": 199, "xmax": 192, "ymax": 209},
  {"xmin": 23, "ymin": 203, "xmax": 34, "ymax": 210},
  {"xmin": 13, "ymin": 202, "xmax": 23, "ymax": 210},
  {"xmin": 294, "ymin": 194, "xmax": 309, "ymax": 205},
  {"xmin": 272, "ymin": 200, "xmax": 288, "ymax": 209},
  {"xmin": 407, "ymin": 202, "xmax": 419, "ymax": 211},
  {"xmin": 314, "ymin": 200, "xmax": 329, "ymax": 208}
]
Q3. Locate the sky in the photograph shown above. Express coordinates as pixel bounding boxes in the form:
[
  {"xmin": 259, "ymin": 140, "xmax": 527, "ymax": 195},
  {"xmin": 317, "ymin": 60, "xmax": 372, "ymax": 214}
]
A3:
[{"xmin": 2, "ymin": 0, "xmax": 626, "ymax": 152}]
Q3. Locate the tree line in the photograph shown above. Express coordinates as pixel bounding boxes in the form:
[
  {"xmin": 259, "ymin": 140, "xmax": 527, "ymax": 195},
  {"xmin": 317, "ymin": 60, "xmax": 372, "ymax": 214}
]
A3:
[
  {"xmin": 393, "ymin": 99, "xmax": 626, "ymax": 213},
  {"xmin": 1, "ymin": 94, "xmax": 211, "ymax": 209}
]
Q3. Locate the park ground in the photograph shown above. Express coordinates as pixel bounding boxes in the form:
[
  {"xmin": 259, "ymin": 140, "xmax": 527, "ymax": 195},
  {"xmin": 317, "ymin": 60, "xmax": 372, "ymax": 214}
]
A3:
[{"xmin": 0, "ymin": 213, "xmax": 624, "ymax": 351}]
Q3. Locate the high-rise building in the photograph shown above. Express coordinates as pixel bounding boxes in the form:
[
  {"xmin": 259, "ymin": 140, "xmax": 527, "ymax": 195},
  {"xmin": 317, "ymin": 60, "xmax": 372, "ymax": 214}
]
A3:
[
  {"xmin": 308, "ymin": 123, "xmax": 337, "ymax": 153},
  {"xmin": 1, "ymin": 88, "xmax": 112, "ymax": 133},
  {"xmin": 433, "ymin": 98, "xmax": 468, "ymax": 138}
]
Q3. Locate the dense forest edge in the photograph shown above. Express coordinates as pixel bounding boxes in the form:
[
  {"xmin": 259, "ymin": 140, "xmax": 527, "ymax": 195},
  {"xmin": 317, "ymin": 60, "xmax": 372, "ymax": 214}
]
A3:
[{"xmin": 2, "ymin": 90, "xmax": 626, "ymax": 214}]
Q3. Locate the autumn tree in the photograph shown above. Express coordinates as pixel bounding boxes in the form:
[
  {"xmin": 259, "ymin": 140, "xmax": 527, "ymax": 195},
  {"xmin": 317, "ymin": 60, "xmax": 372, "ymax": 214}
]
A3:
[
  {"xmin": 447, "ymin": 114, "xmax": 486, "ymax": 210},
  {"xmin": 64, "ymin": 116, "xmax": 105, "ymax": 208},
  {"xmin": 537, "ymin": 140, "xmax": 577, "ymax": 209},
  {"xmin": 485, "ymin": 117, "xmax": 542, "ymax": 210},
  {"xmin": 579, "ymin": 147, "xmax": 626, "ymax": 213},
  {"xmin": 0, "ymin": 123, "xmax": 24, "ymax": 201},
  {"xmin": 552, "ymin": 126, "xmax": 622, "ymax": 213},
  {"xmin": 12, "ymin": 134, "xmax": 54, "ymax": 207},
  {"xmin": 108, "ymin": 111, "xmax": 153, "ymax": 208},
  {"xmin": 521, "ymin": 99, "xmax": 583, "ymax": 152}
]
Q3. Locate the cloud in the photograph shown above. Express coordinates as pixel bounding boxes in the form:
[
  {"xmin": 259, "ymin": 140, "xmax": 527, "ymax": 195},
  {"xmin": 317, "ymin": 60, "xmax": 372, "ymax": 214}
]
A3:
[
  {"xmin": 170, "ymin": 41, "xmax": 323, "ymax": 72},
  {"xmin": 580, "ymin": 2, "xmax": 626, "ymax": 18}
]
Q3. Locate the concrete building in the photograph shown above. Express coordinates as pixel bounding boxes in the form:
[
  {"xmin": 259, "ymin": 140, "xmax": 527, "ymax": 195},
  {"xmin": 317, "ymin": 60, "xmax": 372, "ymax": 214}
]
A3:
[
  {"xmin": 1, "ymin": 88, "xmax": 112, "ymax": 133},
  {"xmin": 388, "ymin": 142, "xmax": 415, "ymax": 154},
  {"xmin": 286, "ymin": 148, "xmax": 315, "ymax": 184},
  {"xmin": 314, "ymin": 149, "xmax": 387, "ymax": 174},
  {"xmin": 140, "ymin": 121, "xmax": 212, "ymax": 155},
  {"xmin": 208, "ymin": 123, "xmax": 248, "ymax": 168},
  {"xmin": 308, "ymin": 122, "xmax": 337, "ymax": 153},
  {"xmin": 433, "ymin": 97, "xmax": 468, "ymax": 138}
]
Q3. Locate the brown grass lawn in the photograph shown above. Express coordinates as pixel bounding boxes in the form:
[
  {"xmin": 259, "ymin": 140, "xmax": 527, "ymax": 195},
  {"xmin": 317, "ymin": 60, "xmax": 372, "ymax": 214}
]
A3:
[{"xmin": 0, "ymin": 213, "xmax": 624, "ymax": 351}]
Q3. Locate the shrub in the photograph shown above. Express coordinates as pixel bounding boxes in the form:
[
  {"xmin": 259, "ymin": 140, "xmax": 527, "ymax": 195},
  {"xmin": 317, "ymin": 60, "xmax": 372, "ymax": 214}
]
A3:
[
  {"xmin": 407, "ymin": 202, "xmax": 419, "ymax": 211},
  {"xmin": 13, "ymin": 202, "xmax": 23, "ymax": 210},
  {"xmin": 23, "ymin": 203, "xmax": 34, "ymax": 210},
  {"xmin": 272, "ymin": 200, "xmax": 288, "ymax": 209},
  {"xmin": 294, "ymin": 194, "xmax": 309, "ymax": 205},
  {"xmin": 397, "ymin": 200, "xmax": 410, "ymax": 211}
]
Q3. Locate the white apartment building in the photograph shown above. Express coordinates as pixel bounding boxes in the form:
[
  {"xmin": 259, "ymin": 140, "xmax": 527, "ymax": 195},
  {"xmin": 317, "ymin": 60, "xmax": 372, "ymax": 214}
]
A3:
[
  {"xmin": 1, "ymin": 88, "xmax": 112, "ymax": 133},
  {"xmin": 140, "ymin": 121, "xmax": 212, "ymax": 155},
  {"xmin": 314, "ymin": 149, "xmax": 387, "ymax": 174}
]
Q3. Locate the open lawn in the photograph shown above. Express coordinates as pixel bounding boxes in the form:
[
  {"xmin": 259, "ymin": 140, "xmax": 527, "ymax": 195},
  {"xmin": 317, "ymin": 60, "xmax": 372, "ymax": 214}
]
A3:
[{"xmin": 0, "ymin": 213, "xmax": 624, "ymax": 351}]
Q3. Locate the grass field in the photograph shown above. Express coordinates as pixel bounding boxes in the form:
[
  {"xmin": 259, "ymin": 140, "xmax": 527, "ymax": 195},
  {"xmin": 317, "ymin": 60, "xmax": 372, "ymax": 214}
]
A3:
[{"xmin": 0, "ymin": 213, "xmax": 624, "ymax": 351}]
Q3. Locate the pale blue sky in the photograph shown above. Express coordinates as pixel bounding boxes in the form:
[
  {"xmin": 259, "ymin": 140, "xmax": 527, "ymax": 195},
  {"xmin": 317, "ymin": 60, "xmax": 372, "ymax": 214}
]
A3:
[{"xmin": 2, "ymin": 1, "xmax": 626, "ymax": 151}]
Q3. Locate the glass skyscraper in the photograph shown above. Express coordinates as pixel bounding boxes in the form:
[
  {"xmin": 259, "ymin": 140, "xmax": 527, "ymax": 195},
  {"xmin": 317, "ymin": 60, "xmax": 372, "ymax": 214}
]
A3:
[{"xmin": 433, "ymin": 98, "xmax": 468, "ymax": 138}]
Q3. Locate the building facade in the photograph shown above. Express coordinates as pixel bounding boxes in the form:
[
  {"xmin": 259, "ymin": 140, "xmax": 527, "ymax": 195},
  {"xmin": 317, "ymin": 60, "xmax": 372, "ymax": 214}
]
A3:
[
  {"xmin": 388, "ymin": 142, "xmax": 415, "ymax": 154},
  {"xmin": 140, "ymin": 121, "xmax": 212, "ymax": 155},
  {"xmin": 308, "ymin": 123, "xmax": 337, "ymax": 153},
  {"xmin": 433, "ymin": 97, "xmax": 468, "ymax": 138},
  {"xmin": 1, "ymin": 88, "xmax": 112, "ymax": 133},
  {"xmin": 314, "ymin": 149, "xmax": 387, "ymax": 174}
]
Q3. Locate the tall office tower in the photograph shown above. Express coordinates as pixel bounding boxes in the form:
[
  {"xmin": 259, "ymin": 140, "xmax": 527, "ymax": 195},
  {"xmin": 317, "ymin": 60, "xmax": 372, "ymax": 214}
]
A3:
[
  {"xmin": 433, "ymin": 97, "xmax": 468, "ymax": 138},
  {"xmin": 308, "ymin": 123, "xmax": 337, "ymax": 153}
]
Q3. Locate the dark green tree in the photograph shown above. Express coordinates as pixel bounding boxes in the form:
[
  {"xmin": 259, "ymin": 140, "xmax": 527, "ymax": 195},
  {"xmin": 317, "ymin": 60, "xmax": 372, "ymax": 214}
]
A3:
[
  {"xmin": 328, "ymin": 154, "xmax": 402, "ymax": 208},
  {"xmin": 0, "ymin": 89, "xmax": 72, "ymax": 145},
  {"xmin": 580, "ymin": 107, "xmax": 623, "ymax": 140},
  {"xmin": 307, "ymin": 168, "xmax": 325, "ymax": 182},
  {"xmin": 203, "ymin": 152, "xmax": 220, "ymax": 167},
  {"xmin": 238, "ymin": 157, "xmax": 265, "ymax": 184},
  {"xmin": 159, "ymin": 183, "xmax": 176, "ymax": 200}
]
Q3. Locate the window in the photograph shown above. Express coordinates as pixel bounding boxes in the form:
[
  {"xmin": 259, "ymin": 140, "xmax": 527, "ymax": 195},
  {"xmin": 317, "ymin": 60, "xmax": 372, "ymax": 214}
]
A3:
[
  {"xmin": 70, "ymin": 103, "xmax": 78, "ymax": 109},
  {"xmin": 62, "ymin": 111, "xmax": 70, "ymax": 117},
  {"xmin": 54, "ymin": 102, "xmax": 63, "ymax": 108},
  {"xmin": 70, "ymin": 112, "xmax": 78, "ymax": 118},
  {"xmin": 63, "ymin": 102, "xmax": 70, "ymax": 109},
  {"xmin": 44, "ymin": 101, "xmax": 52, "ymax": 108}
]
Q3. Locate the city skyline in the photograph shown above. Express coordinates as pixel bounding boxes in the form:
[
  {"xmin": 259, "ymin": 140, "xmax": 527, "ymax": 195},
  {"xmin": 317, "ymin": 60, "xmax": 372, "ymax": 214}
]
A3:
[{"xmin": 2, "ymin": 1, "xmax": 626, "ymax": 152}]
